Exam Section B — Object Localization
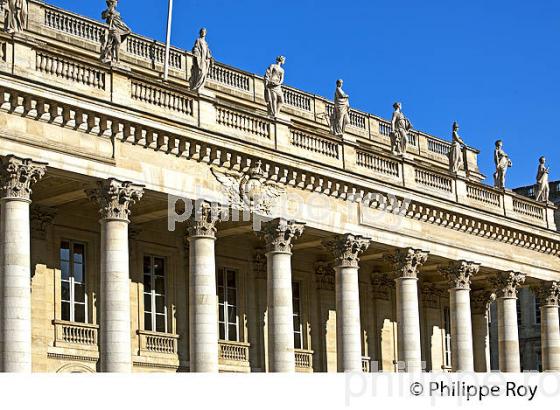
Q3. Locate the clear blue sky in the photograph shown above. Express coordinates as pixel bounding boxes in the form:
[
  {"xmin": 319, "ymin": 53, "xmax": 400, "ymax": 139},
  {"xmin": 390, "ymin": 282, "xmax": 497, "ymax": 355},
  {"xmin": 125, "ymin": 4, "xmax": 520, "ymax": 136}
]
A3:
[{"xmin": 47, "ymin": 0, "xmax": 560, "ymax": 188}]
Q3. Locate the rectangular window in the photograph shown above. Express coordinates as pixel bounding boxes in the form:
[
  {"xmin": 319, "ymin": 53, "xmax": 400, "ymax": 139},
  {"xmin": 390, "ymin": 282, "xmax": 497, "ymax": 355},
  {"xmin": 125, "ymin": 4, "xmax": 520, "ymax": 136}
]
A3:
[
  {"xmin": 60, "ymin": 241, "xmax": 87, "ymax": 323},
  {"xmin": 517, "ymin": 298, "xmax": 522, "ymax": 326},
  {"xmin": 443, "ymin": 306, "xmax": 451, "ymax": 368},
  {"xmin": 217, "ymin": 268, "xmax": 239, "ymax": 341},
  {"xmin": 143, "ymin": 255, "xmax": 167, "ymax": 333},
  {"xmin": 535, "ymin": 297, "xmax": 541, "ymax": 325},
  {"xmin": 292, "ymin": 282, "xmax": 303, "ymax": 349}
]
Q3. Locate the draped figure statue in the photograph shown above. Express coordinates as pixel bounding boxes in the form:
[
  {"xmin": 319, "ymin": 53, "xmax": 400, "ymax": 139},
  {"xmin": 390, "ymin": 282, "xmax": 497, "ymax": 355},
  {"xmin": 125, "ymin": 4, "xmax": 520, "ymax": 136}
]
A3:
[
  {"xmin": 100, "ymin": 0, "xmax": 131, "ymax": 64},
  {"xmin": 5, "ymin": 0, "xmax": 28, "ymax": 34},
  {"xmin": 390, "ymin": 102, "xmax": 413, "ymax": 155},
  {"xmin": 493, "ymin": 140, "xmax": 512, "ymax": 189},
  {"xmin": 448, "ymin": 121, "xmax": 466, "ymax": 173},
  {"xmin": 264, "ymin": 56, "xmax": 285, "ymax": 117},
  {"xmin": 535, "ymin": 156, "xmax": 550, "ymax": 203},
  {"xmin": 331, "ymin": 79, "xmax": 350, "ymax": 135},
  {"xmin": 190, "ymin": 28, "xmax": 212, "ymax": 92}
]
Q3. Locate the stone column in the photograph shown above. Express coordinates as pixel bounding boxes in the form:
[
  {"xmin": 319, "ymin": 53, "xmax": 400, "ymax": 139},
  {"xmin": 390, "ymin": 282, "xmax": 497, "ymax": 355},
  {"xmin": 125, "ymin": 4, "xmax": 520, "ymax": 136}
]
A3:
[
  {"xmin": 471, "ymin": 290, "xmax": 495, "ymax": 372},
  {"xmin": 186, "ymin": 203, "xmax": 222, "ymax": 372},
  {"xmin": 386, "ymin": 248, "xmax": 429, "ymax": 372},
  {"xmin": 0, "ymin": 155, "xmax": 46, "ymax": 372},
  {"xmin": 491, "ymin": 271, "xmax": 525, "ymax": 372},
  {"xmin": 258, "ymin": 218, "xmax": 305, "ymax": 372},
  {"xmin": 87, "ymin": 178, "xmax": 144, "ymax": 373},
  {"xmin": 323, "ymin": 234, "xmax": 370, "ymax": 372},
  {"xmin": 533, "ymin": 282, "xmax": 560, "ymax": 371},
  {"xmin": 440, "ymin": 260, "xmax": 479, "ymax": 372}
]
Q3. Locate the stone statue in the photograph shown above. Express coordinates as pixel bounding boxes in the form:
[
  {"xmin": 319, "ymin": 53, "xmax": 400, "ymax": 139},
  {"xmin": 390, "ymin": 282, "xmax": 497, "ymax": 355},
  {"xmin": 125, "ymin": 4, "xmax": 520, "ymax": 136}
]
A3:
[
  {"xmin": 448, "ymin": 121, "xmax": 465, "ymax": 173},
  {"xmin": 493, "ymin": 140, "xmax": 512, "ymax": 189},
  {"xmin": 100, "ymin": 0, "xmax": 131, "ymax": 64},
  {"xmin": 331, "ymin": 79, "xmax": 350, "ymax": 136},
  {"xmin": 4, "ymin": 0, "xmax": 28, "ymax": 34},
  {"xmin": 390, "ymin": 102, "xmax": 412, "ymax": 155},
  {"xmin": 535, "ymin": 156, "xmax": 550, "ymax": 203},
  {"xmin": 264, "ymin": 56, "xmax": 285, "ymax": 117},
  {"xmin": 190, "ymin": 28, "xmax": 212, "ymax": 92}
]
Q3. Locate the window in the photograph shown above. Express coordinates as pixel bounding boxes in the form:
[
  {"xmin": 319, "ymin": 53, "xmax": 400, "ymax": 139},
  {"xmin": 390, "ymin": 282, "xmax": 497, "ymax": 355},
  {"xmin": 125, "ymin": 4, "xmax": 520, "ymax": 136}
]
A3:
[
  {"xmin": 143, "ymin": 256, "xmax": 167, "ymax": 333},
  {"xmin": 517, "ymin": 298, "xmax": 522, "ymax": 326},
  {"xmin": 443, "ymin": 306, "xmax": 451, "ymax": 368},
  {"xmin": 217, "ymin": 268, "xmax": 238, "ymax": 341},
  {"xmin": 292, "ymin": 282, "xmax": 303, "ymax": 349},
  {"xmin": 535, "ymin": 296, "xmax": 541, "ymax": 325},
  {"xmin": 60, "ymin": 241, "xmax": 87, "ymax": 323}
]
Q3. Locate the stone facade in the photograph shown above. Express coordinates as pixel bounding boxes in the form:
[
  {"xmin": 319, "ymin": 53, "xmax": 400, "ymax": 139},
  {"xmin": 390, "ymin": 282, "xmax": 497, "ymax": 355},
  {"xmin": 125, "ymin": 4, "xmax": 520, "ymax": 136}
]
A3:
[{"xmin": 0, "ymin": 1, "xmax": 558, "ymax": 373}]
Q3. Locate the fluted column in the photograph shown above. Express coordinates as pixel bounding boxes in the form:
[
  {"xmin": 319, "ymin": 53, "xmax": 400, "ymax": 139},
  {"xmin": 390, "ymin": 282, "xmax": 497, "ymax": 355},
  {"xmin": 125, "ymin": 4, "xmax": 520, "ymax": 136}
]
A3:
[
  {"xmin": 471, "ymin": 290, "xmax": 495, "ymax": 372},
  {"xmin": 87, "ymin": 178, "xmax": 144, "ymax": 372},
  {"xmin": 323, "ymin": 234, "xmax": 370, "ymax": 372},
  {"xmin": 533, "ymin": 282, "xmax": 560, "ymax": 371},
  {"xmin": 491, "ymin": 271, "xmax": 525, "ymax": 372},
  {"xmin": 0, "ymin": 155, "xmax": 46, "ymax": 372},
  {"xmin": 386, "ymin": 248, "xmax": 429, "ymax": 372},
  {"xmin": 439, "ymin": 260, "xmax": 479, "ymax": 372},
  {"xmin": 186, "ymin": 203, "xmax": 222, "ymax": 372},
  {"xmin": 258, "ymin": 218, "xmax": 305, "ymax": 372}
]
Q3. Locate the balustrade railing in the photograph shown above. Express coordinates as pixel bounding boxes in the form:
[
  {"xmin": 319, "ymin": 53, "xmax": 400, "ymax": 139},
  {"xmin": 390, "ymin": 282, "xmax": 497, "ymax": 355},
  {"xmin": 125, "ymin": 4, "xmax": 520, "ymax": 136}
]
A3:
[
  {"xmin": 208, "ymin": 64, "xmax": 251, "ymax": 92},
  {"xmin": 53, "ymin": 320, "xmax": 98, "ymax": 347},
  {"xmin": 294, "ymin": 349, "xmax": 313, "ymax": 371},
  {"xmin": 513, "ymin": 197, "xmax": 545, "ymax": 221},
  {"xmin": 415, "ymin": 168, "xmax": 453, "ymax": 193},
  {"xmin": 218, "ymin": 340, "xmax": 250, "ymax": 362},
  {"xmin": 138, "ymin": 330, "xmax": 178, "ymax": 354}
]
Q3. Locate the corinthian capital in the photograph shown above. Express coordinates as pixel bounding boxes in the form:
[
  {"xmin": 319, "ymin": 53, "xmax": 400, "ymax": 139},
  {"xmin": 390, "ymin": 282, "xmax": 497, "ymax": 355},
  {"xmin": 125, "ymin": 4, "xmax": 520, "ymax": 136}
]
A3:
[
  {"xmin": 322, "ymin": 234, "xmax": 370, "ymax": 268},
  {"xmin": 532, "ymin": 281, "xmax": 560, "ymax": 307},
  {"xmin": 490, "ymin": 271, "xmax": 525, "ymax": 298},
  {"xmin": 471, "ymin": 290, "xmax": 495, "ymax": 314},
  {"xmin": 257, "ymin": 218, "xmax": 305, "ymax": 253},
  {"xmin": 439, "ymin": 260, "xmax": 480, "ymax": 290},
  {"xmin": 86, "ymin": 178, "xmax": 144, "ymax": 222},
  {"xmin": 385, "ymin": 248, "xmax": 429, "ymax": 279},
  {"xmin": 186, "ymin": 202, "xmax": 223, "ymax": 238},
  {"xmin": 0, "ymin": 155, "xmax": 47, "ymax": 200}
]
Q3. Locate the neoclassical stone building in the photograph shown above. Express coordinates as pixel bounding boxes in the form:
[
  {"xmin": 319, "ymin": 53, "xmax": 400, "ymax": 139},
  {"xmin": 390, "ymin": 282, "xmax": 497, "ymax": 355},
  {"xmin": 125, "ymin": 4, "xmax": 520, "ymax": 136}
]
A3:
[{"xmin": 0, "ymin": 1, "xmax": 559, "ymax": 373}]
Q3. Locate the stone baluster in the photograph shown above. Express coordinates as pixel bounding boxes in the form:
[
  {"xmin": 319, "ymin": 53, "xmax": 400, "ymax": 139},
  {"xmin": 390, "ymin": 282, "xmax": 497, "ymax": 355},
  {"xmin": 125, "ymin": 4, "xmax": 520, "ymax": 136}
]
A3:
[
  {"xmin": 86, "ymin": 178, "xmax": 144, "ymax": 372},
  {"xmin": 385, "ymin": 248, "xmax": 429, "ymax": 372},
  {"xmin": 257, "ymin": 218, "xmax": 305, "ymax": 372},
  {"xmin": 532, "ymin": 282, "xmax": 560, "ymax": 371},
  {"xmin": 470, "ymin": 290, "xmax": 495, "ymax": 372},
  {"xmin": 323, "ymin": 234, "xmax": 370, "ymax": 372},
  {"xmin": 185, "ymin": 202, "xmax": 222, "ymax": 372},
  {"xmin": 0, "ymin": 155, "xmax": 47, "ymax": 372},
  {"xmin": 490, "ymin": 271, "xmax": 525, "ymax": 372},
  {"xmin": 439, "ymin": 260, "xmax": 479, "ymax": 372}
]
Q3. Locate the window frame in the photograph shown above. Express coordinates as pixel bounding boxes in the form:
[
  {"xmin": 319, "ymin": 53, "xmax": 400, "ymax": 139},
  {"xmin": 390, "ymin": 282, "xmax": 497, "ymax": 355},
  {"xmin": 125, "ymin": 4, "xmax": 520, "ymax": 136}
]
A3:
[
  {"xmin": 292, "ymin": 281, "xmax": 303, "ymax": 350},
  {"xmin": 59, "ymin": 240, "xmax": 88, "ymax": 323},
  {"xmin": 142, "ymin": 254, "xmax": 168, "ymax": 333},
  {"xmin": 217, "ymin": 267, "xmax": 240, "ymax": 342}
]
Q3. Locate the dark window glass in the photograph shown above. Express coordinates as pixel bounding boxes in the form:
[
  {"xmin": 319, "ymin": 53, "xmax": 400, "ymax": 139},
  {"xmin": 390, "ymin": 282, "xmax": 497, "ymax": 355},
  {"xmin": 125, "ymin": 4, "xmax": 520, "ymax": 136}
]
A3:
[{"xmin": 59, "ymin": 241, "xmax": 87, "ymax": 323}]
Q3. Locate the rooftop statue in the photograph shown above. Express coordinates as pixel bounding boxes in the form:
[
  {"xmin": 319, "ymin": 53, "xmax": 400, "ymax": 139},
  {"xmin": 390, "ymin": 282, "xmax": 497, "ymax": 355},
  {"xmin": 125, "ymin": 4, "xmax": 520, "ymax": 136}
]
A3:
[
  {"xmin": 535, "ymin": 156, "xmax": 550, "ymax": 203},
  {"xmin": 493, "ymin": 139, "xmax": 512, "ymax": 189},
  {"xmin": 100, "ymin": 0, "xmax": 131, "ymax": 64},
  {"xmin": 264, "ymin": 56, "xmax": 285, "ymax": 117},
  {"xmin": 331, "ymin": 79, "xmax": 350, "ymax": 136},
  {"xmin": 190, "ymin": 28, "xmax": 212, "ymax": 92},
  {"xmin": 390, "ymin": 102, "xmax": 413, "ymax": 156},
  {"xmin": 4, "ymin": 0, "xmax": 28, "ymax": 34},
  {"xmin": 449, "ymin": 121, "xmax": 466, "ymax": 173}
]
